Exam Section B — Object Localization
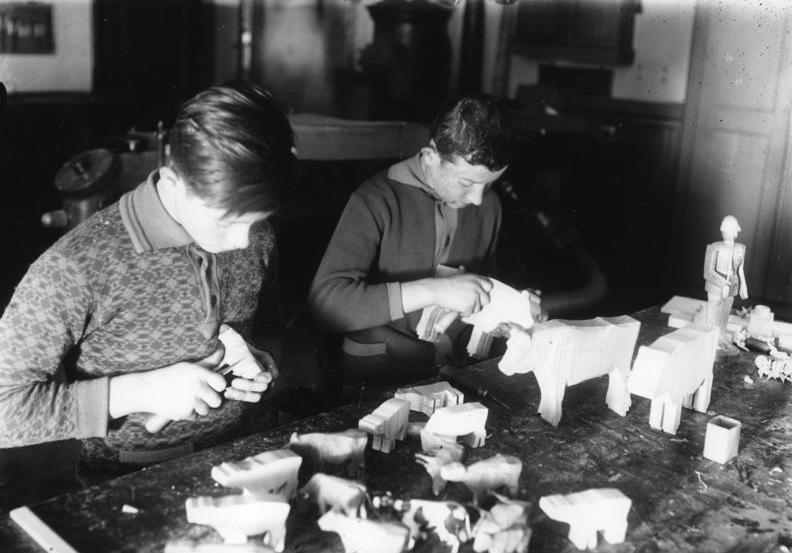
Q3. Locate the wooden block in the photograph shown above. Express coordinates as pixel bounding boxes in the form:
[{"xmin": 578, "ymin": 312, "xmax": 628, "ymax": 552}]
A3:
[
  {"xmin": 185, "ymin": 494, "xmax": 289, "ymax": 551},
  {"xmin": 318, "ymin": 511, "xmax": 410, "ymax": 553},
  {"xmin": 703, "ymin": 415, "xmax": 741, "ymax": 463},
  {"xmin": 9, "ymin": 506, "xmax": 78, "ymax": 553},
  {"xmin": 539, "ymin": 488, "xmax": 631, "ymax": 550},
  {"xmin": 395, "ymin": 381, "xmax": 464, "ymax": 416},
  {"xmin": 211, "ymin": 449, "xmax": 301, "ymax": 499},
  {"xmin": 359, "ymin": 398, "xmax": 410, "ymax": 453}
]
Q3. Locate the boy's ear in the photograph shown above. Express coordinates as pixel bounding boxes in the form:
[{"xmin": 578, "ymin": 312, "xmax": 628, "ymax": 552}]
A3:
[{"xmin": 158, "ymin": 166, "xmax": 186, "ymax": 196}]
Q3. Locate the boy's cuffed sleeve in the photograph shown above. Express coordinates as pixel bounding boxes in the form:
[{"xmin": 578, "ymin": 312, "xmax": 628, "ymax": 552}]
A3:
[{"xmin": 74, "ymin": 377, "xmax": 110, "ymax": 439}]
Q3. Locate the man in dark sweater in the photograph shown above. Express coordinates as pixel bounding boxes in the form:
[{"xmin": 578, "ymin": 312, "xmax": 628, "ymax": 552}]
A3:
[
  {"xmin": 0, "ymin": 82, "xmax": 297, "ymax": 478},
  {"xmin": 310, "ymin": 96, "xmax": 513, "ymax": 385}
]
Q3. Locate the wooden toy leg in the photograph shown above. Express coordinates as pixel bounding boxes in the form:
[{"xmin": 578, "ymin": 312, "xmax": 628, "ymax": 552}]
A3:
[
  {"xmin": 605, "ymin": 367, "xmax": 631, "ymax": 416},
  {"xmin": 568, "ymin": 523, "xmax": 597, "ymax": 550},
  {"xmin": 661, "ymin": 400, "xmax": 682, "ymax": 434},
  {"xmin": 693, "ymin": 376, "xmax": 712, "ymax": 413},
  {"xmin": 648, "ymin": 400, "xmax": 664, "ymax": 431},
  {"xmin": 534, "ymin": 366, "xmax": 565, "ymax": 426},
  {"xmin": 603, "ymin": 521, "xmax": 628, "ymax": 545},
  {"xmin": 681, "ymin": 394, "xmax": 694, "ymax": 409}
]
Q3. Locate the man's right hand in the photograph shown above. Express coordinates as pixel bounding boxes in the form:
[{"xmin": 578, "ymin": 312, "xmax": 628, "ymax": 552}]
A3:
[
  {"xmin": 109, "ymin": 348, "xmax": 227, "ymax": 423},
  {"xmin": 429, "ymin": 274, "xmax": 493, "ymax": 315}
]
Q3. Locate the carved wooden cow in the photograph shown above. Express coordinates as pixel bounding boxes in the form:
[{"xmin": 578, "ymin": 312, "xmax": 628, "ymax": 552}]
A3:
[
  {"xmin": 499, "ymin": 316, "xmax": 640, "ymax": 426},
  {"xmin": 211, "ymin": 449, "xmax": 301, "ymax": 499},
  {"xmin": 420, "ymin": 402, "xmax": 489, "ymax": 452},
  {"xmin": 439, "ymin": 454, "xmax": 522, "ymax": 505},
  {"xmin": 396, "ymin": 381, "xmax": 464, "ymax": 417},
  {"xmin": 288, "ymin": 429, "xmax": 367, "ymax": 478},
  {"xmin": 359, "ymin": 397, "xmax": 410, "ymax": 453},
  {"xmin": 539, "ymin": 488, "xmax": 631, "ymax": 550},
  {"xmin": 629, "ymin": 324, "xmax": 719, "ymax": 434},
  {"xmin": 318, "ymin": 511, "xmax": 410, "ymax": 553},
  {"xmin": 300, "ymin": 473, "xmax": 368, "ymax": 518}
]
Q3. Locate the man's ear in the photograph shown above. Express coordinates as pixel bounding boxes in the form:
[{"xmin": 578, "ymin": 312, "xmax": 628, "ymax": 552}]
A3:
[{"xmin": 421, "ymin": 140, "xmax": 441, "ymax": 167}]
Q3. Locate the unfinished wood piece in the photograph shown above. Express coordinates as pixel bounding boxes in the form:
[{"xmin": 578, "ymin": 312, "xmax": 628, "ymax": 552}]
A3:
[
  {"xmin": 395, "ymin": 381, "xmax": 464, "ymax": 416},
  {"xmin": 420, "ymin": 402, "xmax": 489, "ymax": 452},
  {"xmin": 499, "ymin": 316, "xmax": 640, "ymax": 427},
  {"xmin": 629, "ymin": 324, "xmax": 719, "ymax": 434},
  {"xmin": 288, "ymin": 429, "xmax": 367, "ymax": 478},
  {"xmin": 539, "ymin": 488, "xmax": 631, "ymax": 550},
  {"xmin": 439, "ymin": 454, "xmax": 522, "ymax": 505},
  {"xmin": 300, "ymin": 473, "xmax": 368, "ymax": 517},
  {"xmin": 185, "ymin": 494, "xmax": 289, "ymax": 551},
  {"xmin": 704, "ymin": 215, "xmax": 748, "ymax": 344},
  {"xmin": 472, "ymin": 496, "xmax": 532, "ymax": 553},
  {"xmin": 395, "ymin": 499, "xmax": 472, "ymax": 553},
  {"xmin": 703, "ymin": 415, "xmax": 741, "ymax": 463},
  {"xmin": 9, "ymin": 506, "xmax": 79, "ymax": 553},
  {"xmin": 461, "ymin": 279, "xmax": 537, "ymax": 359},
  {"xmin": 358, "ymin": 397, "xmax": 410, "ymax": 453},
  {"xmin": 415, "ymin": 442, "xmax": 464, "ymax": 495},
  {"xmin": 211, "ymin": 449, "xmax": 301, "ymax": 499},
  {"xmin": 317, "ymin": 511, "xmax": 410, "ymax": 553}
]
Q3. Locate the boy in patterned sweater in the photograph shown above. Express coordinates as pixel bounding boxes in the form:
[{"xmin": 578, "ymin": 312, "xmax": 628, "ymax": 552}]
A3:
[{"xmin": 0, "ymin": 81, "xmax": 297, "ymax": 477}]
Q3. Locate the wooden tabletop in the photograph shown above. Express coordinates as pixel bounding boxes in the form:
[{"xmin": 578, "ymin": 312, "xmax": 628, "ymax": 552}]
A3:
[{"xmin": 1, "ymin": 307, "xmax": 791, "ymax": 552}]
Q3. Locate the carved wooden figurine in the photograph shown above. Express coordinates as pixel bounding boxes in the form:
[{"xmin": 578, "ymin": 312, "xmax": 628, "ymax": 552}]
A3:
[
  {"xmin": 395, "ymin": 499, "xmax": 472, "ymax": 553},
  {"xmin": 317, "ymin": 511, "xmax": 410, "ymax": 553},
  {"xmin": 299, "ymin": 473, "xmax": 368, "ymax": 518},
  {"xmin": 498, "ymin": 316, "xmax": 640, "ymax": 427},
  {"xmin": 472, "ymin": 495, "xmax": 532, "ymax": 553},
  {"xmin": 629, "ymin": 324, "xmax": 719, "ymax": 434},
  {"xmin": 395, "ymin": 381, "xmax": 464, "ymax": 416},
  {"xmin": 185, "ymin": 494, "xmax": 290, "ymax": 550},
  {"xmin": 439, "ymin": 454, "xmax": 522, "ymax": 505},
  {"xmin": 288, "ymin": 429, "xmax": 367, "ymax": 478},
  {"xmin": 358, "ymin": 397, "xmax": 411, "ymax": 453},
  {"xmin": 211, "ymin": 449, "xmax": 301, "ymax": 499},
  {"xmin": 415, "ymin": 442, "xmax": 465, "ymax": 495},
  {"xmin": 539, "ymin": 488, "xmax": 631, "ymax": 550},
  {"xmin": 420, "ymin": 402, "xmax": 489, "ymax": 452},
  {"xmin": 461, "ymin": 279, "xmax": 538, "ymax": 359},
  {"xmin": 704, "ymin": 215, "xmax": 748, "ymax": 345}
]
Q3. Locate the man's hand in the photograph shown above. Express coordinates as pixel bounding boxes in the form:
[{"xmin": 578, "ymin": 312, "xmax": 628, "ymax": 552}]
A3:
[
  {"xmin": 109, "ymin": 348, "xmax": 227, "ymax": 426},
  {"xmin": 431, "ymin": 273, "xmax": 493, "ymax": 316},
  {"xmin": 218, "ymin": 324, "xmax": 277, "ymax": 403}
]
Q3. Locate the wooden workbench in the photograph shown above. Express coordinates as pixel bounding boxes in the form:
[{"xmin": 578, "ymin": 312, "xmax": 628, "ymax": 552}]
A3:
[{"xmin": 1, "ymin": 307, "xmax": 790, "ymax": 552}]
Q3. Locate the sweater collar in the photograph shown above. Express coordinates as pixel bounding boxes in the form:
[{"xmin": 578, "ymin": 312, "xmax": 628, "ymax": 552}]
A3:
[
  {"xmin": 387, "ymin": 154, "xmax": 442, "ymax": 202},
  {"xmin": 119, "ymin": 170, "xmax": 194, "ymax": 253}
]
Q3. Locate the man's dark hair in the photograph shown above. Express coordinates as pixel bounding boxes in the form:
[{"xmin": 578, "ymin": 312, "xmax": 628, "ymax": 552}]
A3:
[
  {"xmin": 430, "ymin": 95, "xmax": 513, "ymax": 171},
  {"xmin": 168, "ymin": 81, "xmax": 297, "ymax": 216}
]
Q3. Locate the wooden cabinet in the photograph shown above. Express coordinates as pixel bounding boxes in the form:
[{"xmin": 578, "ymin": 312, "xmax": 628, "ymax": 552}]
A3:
[{"xmin": 512, "ymin": 0, "xmax": 640, "ymax": 65}]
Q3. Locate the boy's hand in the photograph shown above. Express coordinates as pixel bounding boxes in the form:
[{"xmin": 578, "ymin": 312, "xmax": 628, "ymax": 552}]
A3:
[
  {"xmin": 218, "ymin": 324, "xmax": 277, "ymax": 403},
  {"xmin": 433, "ymin": 274, "xmax": 493, "ymax": 316}
]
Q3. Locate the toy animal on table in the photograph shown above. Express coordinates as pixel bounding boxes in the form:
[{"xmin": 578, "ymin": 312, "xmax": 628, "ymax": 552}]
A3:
[
  {"xmin": 539, "ymin": 488, "xmax": 631, "ymax": 550},
  {"xmin": 420, "ymin": 402, "xmax": 489, "ymax": 452},
  {"xmin": 211, "ymin": 449, "xmax": 301, "ymax": 499},
  {"xmin": 299, "ymin": 473, "xmax": 368, "ymax": 517},
  {"xmin": 461, "ymin": 279, "xmax": 538, "ymax": 359},
  {"xmin": 318, "ymin": 511, "xmax": 410, "ymax": 553},
  {"xmin": 415, "ymin": 442, "xmax": 465, "ymax": 495},
  {"xmin": 498, "ymin": 316, "xmax": 640, "ymax": 426},
  {"xmin": 439, "ymin": 454, "xmax": 522, "ymax": 505},
  {"xmin": 629, "ymin": 324, "xmax": 718, "ymax": 434},
  {"xmin": 358, "ymin": 397, "xmax": 410, "ymax": 453},
  {"xmin": 395, "ymin": 381, "xmax": 464, "ymax": 416},
  {"xmin": 288, "ymin": 429, "xmax": 367, "ymax": 478},
  {"xmin": 395, "ymin": 498, "xmax": 472, "ymax": 553},
  {"xmin": 185, "ymin": 494, "xmax": 290, "ymax": 551},
  {"xmin": 472, "ymin": 495, "xmax": 532, "ymax": 553}
]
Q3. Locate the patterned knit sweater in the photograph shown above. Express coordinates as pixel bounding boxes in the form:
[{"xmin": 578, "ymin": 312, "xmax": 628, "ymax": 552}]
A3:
[{"xmin": 0, "ymin": 173, "xmax": 278, "ymax": 468}]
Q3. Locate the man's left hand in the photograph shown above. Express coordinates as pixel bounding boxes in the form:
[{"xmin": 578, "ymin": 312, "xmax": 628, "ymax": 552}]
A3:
[{"xmin": 218, "ymin": 324, "xmax": 277, "ymax": 402}]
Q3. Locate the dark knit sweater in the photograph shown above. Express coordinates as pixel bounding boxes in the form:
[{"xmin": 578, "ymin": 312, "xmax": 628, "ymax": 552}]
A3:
[
  {"xmin": 309, "ymin": 155, "xmax": 500, "ymax": 362},
  {"xmin": 0, "ymin": 173, "xmax": 278, "ymax": 467}
]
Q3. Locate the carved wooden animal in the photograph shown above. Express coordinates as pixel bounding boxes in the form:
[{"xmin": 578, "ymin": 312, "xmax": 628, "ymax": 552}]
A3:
[
  {"xmin": 288, "ymin": 429, "xmax": 367, "ymax": 478},
  {"xmin": 461, "ymin": 279, "xmax": 537, "ymax": 358},
  {"xmin": 300, "ymin": 473, "xmax": 368, "ymax": 518},
  {"xmin": 185, "ymin": 494, "xmax": 289, "ymax": 551},
  {"xmin": 211, "ymin": 449, "xmax": 301, "ymax": 499},
  {"xmin": 318, "ymin": 511, "xmax": 410, "ymax": 553},
  {"xmin": 472, "ymin": 496, "xmax": 532, "ymax": 553},
  {"xmin": 358, "ymin": 398, "xmax": 410, "ymax": 453},
  {"xmin": 539, "ymin": 488, "xmax": 631, "ymax": 550},
  {"xmin": 420, "ymin": 402, "xmax": 489, "ymax": 452},
  {"xmin": 439, "ymin": 454, "xmax": 522, "ymax": 505},
  {"xmin": 498, "ymin": 316, "xmax": 640, "ymax": 427},
  {"xmin": 415, "ymin": 442, "xmax": 464, "ymax": 495},
  {"xmin": 395, "ymin": 381, "xmax": 464, "ymax": 416},
  {"xmin": 395, "ymin": 498, "xmax": 472, "ymax": 553},
  {"xmin": 629, "ymin": 324, "xmax": 719, "ymax": 434}
]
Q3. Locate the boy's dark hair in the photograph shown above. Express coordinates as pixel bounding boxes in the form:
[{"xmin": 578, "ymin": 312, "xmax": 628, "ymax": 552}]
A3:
[
  {"xmin": 430, "ymin": 95, "xmax": 513, "ymax": 171},
  {"xmin": 168, "ymin": 81, "xmax": 297, "ymax": 216}
]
